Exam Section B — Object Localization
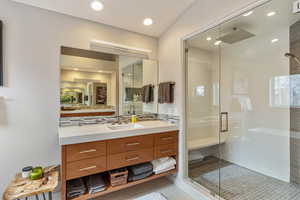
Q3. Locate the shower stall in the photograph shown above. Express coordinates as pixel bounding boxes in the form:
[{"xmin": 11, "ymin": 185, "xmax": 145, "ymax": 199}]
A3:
[{"xmin": 185, "ymin": 0, "xmax": 300, "ymax": 199}]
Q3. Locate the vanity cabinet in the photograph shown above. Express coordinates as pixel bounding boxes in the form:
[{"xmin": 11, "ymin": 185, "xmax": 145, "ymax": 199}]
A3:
[{"xmin": 60, "ymin": 131, "xmax": 178, "ymax": 200}]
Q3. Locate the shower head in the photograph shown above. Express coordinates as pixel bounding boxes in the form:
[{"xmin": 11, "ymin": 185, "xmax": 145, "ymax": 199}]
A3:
[
  {"xmin": 217, "ymin": 27, "xmax": 255, "ymax": 44},
  {"xmin": 285, "ymin": 53, "xmax": 300, "ymax": 65}
]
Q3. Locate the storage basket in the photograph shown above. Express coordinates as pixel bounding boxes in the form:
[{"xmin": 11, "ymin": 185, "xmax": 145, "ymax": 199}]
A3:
[{"xmin": 109, "ymin": 168, "xmax": 128, "ymax": 187}]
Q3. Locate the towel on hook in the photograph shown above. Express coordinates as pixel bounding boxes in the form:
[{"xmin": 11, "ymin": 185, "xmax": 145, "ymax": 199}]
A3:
[
  {"xmin": 158, "ymin": 82, "xmax": 175, "ymax": 104},
  {"xmin": 142, "ymin": 84, "xmax": 154, "ymax": 103}
]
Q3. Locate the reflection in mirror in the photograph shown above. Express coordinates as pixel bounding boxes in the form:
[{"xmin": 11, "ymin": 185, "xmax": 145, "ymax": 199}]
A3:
[
  {"xmin": 119, "ymin": 56, "xmax": 158, "ymax": 115},
  {"xmin": 60, "ymin": 47, "xmax": 159, "ymax": 118},
  {"xmin": 60, "ymin": 47, "xmax": 117, "ymax": 118}
]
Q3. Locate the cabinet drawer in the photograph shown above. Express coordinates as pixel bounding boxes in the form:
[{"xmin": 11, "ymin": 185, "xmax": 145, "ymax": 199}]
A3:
[
  {"xmin": 66, "ymin": 156, "xmax": 107, "ymax": 180},
  {"xmin": 155, "ymin": 144, "xmax": 177, "ymax": 159},
  {"xmin": 155, "ymin": 131, "xmax": 178, "ymax": 146},
  {"xmin": 66, "ymin": 141, "xmax": 106, "ymax": 162},
  {"xmin": 108, "ymin": 148, "xmax": 154, "ymax": 170},
  {"xmin": 108, "ymin": 135, "xmax": 154, "ymax": 155}
]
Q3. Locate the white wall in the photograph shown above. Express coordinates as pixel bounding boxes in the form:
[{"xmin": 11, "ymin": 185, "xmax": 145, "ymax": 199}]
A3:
[
  {"xmin": 158, "ymin": 0, "xmax": 264, "ymax": 199},
  {"xmin": 0, "ymin": 0, "xmax": 157, "ymax": 195},
  {"xmin": 187, "ymin": 48, "xmax": 219, "ymax": 141},
  {"xmin": 220, "ymin": 28, "xmax": 290, "ymax": 182}
]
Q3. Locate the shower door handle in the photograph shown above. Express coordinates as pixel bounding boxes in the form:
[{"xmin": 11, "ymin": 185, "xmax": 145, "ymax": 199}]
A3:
[{"xmin": 220, "ymin": 112, "xmax": 229, "ymax": 132}]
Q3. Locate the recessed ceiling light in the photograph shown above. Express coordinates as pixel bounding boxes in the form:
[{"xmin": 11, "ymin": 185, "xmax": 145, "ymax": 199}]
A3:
[
  {"xmin": 206, "ymin": 37, "xmax": 212, "ymax": 41},
  {"xmin": 98, "ymin": 70, "xmax": 103, "ymax": 72},
  {"xmin": 143, "ymin": 18, "xmax": 153, "ymax": 26},
  {"xmin": 271, "ymin": 38, "xmax": 279, "ymax": 43},
  {"xmin": 214, "ymin": 40, "xmax": 222, "ymax": 46},
  {"xmin": 267, "ymin": 11, "xmax": 276, "ymax": 17},
  {"xmin": 243, "ymin": 11, "xmax": 253, "ymax": 17},
  {"xmin": 91, "ymin": 0, "xmax": 104, "ymax": 11},
  {"xmin": 74, "ymin": 68, "xmax": 79, "ymax": 71}
]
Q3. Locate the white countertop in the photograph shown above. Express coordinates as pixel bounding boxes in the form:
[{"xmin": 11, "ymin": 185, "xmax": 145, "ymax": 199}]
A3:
[{"xmin": 58, "ymin": 120, "xmax": 179, "ymax": 145}]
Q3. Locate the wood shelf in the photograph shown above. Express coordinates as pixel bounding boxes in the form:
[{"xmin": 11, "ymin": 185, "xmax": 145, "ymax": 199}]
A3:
[{"xmin": 69, "ymin": 169, "xmax": 177, "ymax": 200}]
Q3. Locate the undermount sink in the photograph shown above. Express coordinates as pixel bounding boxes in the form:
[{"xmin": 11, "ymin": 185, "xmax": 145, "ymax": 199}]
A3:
[{"xmin": 107, "ymin": 123, "xmax": 144, "ymax": 130}]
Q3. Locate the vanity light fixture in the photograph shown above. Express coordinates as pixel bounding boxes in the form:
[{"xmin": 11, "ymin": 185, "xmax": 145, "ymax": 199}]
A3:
[
  {"xmin": 91, "ymin": 0, "xmax": 104, "ymax": 11},
  {"xmin": 74, "ymin": 68, "xmax": 79, "ymax": 71},
  {"xmin": 271, "ymin": 38, "xmax": 279, "ymax": 43},
  {"xmin": 243, "ymin": 11, "xmax": 253, "ymax": 17},
  {"xmin": 98, "ymin": 70, "xmax": 103, "ymax": 73},
  {"xmin": 206, "ymin": 37, "xmax": 212, "ymax": 41},
  {"xmin": 267, "ymin": 11, "xmax": 276, "ymax": 17},
  {"xmin": 214, "ymin": 40, "xmax": 222, "ymax": 46},
  {"xmin": 143, "ymin": 18, "xmax": 153, "ymax": 26}
]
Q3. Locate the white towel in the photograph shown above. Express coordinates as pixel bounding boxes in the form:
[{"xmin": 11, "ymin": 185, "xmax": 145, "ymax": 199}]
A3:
[
  {"xmin": 134, "ymin": 192, "xmax": 168, "ymax": 200},
  {"xmin": 151, "ymin": 157, "xmax": 176, "ymax": 172},
  {"xmin": 154, "ymin": 165, "xmax": 175, "ymax": 174}
]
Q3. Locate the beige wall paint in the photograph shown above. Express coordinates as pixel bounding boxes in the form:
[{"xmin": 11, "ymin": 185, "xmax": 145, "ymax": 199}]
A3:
[{"xmin": 0, "ymin": 0, "xmax": 157, "ymax": 195}]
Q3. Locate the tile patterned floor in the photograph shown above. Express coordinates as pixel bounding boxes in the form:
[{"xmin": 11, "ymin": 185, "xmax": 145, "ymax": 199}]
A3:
[{"xmin": 189, "ymin": 157, "xmax": 300, "ymax": 200}]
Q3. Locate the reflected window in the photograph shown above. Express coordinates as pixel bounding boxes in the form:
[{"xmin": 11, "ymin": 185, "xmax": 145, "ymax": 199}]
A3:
[
  {"xmin": 269, "ymin": 75, "xmax": 291, "ymax": 108},
  {"xmin": 195, "ymin": 85, "xmax": 205, "ymax": 96},
  {"xmin": 291, "ymin": 74, "xmax": 300, "ymax": 107}
]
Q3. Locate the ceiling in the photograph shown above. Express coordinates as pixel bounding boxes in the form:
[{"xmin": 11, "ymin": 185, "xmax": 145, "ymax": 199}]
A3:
[
  {"xmin": 188, "ymin": 0, "xmax": 300, "ymax": 51},
  {"xmin": 11, "ymin": 0, "xmax": 195, "ymax": 37}
]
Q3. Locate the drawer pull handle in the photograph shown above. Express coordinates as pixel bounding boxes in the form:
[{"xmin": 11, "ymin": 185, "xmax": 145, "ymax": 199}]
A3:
[
  {"xmin": 79, "ymin": 149, "xmax": 97, "ymax": 154},
  {"xmin": 126, "ymin": 157, "xmax": 140, "ymax": 162},
  {"xmin": 161, "ymin": 137, "xmax": 173, "ymax": 141},
  {"xmin": 126, "ymin": 142, "xmax": 140, "ymax": 146},
  {"xmin": 161, "ymin": 150, "xmax": 173, "ymax": 154},
  {"xmin": 79, "ymin": 166, "xmax": 97, "ymax": 171}
]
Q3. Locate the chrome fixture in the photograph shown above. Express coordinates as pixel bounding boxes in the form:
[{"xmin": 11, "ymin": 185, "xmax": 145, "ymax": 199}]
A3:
[{"xmin": 285, "ymin": 53, "xmax": 300, "ymax": 65}]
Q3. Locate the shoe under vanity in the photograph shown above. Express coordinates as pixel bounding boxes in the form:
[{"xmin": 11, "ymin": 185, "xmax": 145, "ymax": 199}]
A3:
[{"xmin": 59, "ymin": 120, "xmax": 179, "ymax": 200}]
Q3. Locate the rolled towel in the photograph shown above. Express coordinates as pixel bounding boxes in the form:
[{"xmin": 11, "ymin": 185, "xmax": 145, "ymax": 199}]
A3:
[{"xmin": 151, "ymin": 157, "xmax": 176, "ymax": 172}]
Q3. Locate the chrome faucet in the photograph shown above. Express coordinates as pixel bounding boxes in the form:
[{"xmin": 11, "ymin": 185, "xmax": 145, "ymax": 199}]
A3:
[{"xmin": 111, "ymin": 116, "xmax": 122, "ymax": 125}]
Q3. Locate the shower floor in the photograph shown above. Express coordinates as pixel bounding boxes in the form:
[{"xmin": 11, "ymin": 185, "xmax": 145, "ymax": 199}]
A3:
[{"xmin": 189, "ymin": 157, "xmax": 300, "ymax": 200}]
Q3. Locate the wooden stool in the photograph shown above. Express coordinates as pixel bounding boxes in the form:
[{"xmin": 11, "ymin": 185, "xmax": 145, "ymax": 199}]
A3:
[{"xmin": 3, "ymin": 166, "xmax": 59, "ymax": 200}]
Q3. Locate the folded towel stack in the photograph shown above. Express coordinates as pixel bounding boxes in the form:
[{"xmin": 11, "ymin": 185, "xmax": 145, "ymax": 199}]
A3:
[
  {"xmin": 128, "ymin": 162, "xmax": 153, "ymax": 182},
  {"xmin": 151, "ymin": 157, "xmax": 176, "ymax": 174},
  {"xmin": 86, "ymin": 174, "xmax": 107, "ymax": 194},
  {"xmin": 67, "ymin": 178, "xmax": 86, "ymax": 198}
]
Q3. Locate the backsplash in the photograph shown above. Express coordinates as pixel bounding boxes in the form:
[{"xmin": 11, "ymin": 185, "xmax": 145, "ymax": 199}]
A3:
[{"xmin": 59, "ymin": 114, "xmax": 180, "ymax": 127}]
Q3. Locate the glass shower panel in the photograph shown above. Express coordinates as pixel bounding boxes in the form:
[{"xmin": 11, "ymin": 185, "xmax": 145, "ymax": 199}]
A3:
[
  {"xmin": 186, "ymin": 27, "xmax": 221, "ymax": 197},
  {"xmin": 218, "ymin": 0, "xmax": 300, "ymax": 199}
]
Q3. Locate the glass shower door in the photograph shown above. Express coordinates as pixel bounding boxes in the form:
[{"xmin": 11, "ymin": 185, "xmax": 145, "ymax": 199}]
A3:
[
  {"xmin": 186, "ymin": 0, "xmax": 300, "ymax": 200},
  {"xmin": 218, "ymin": 0, "xmax": 300, "ymax": 199},
  {"xmin": 186, "ymin": 27, "xmax": 222, "ymax": 197}
]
